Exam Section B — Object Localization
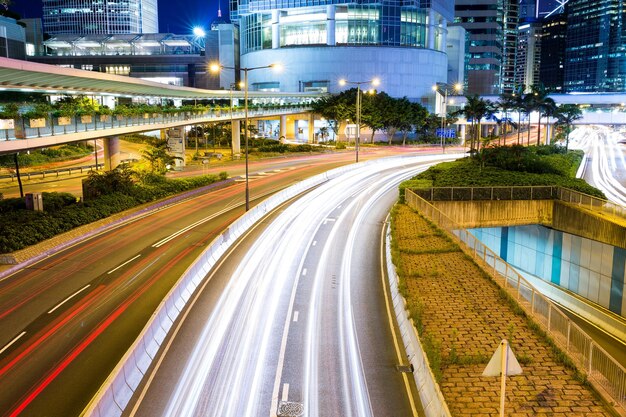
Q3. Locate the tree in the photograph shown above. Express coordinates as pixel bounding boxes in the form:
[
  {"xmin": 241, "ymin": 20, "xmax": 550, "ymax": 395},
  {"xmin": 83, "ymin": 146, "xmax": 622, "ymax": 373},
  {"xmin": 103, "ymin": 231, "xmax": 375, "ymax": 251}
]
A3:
[
  {"xmin": 453, "ymin": 95, "xmax": 493, "ymax": 153},
  {"xmin": 142, "ymin": 139, "xmax": 180, "ymax": 174},
  {"xmin": 553, "ymin": 104, "xmax": 583, "ymax": 150},
  {"xmin": 311, "ymin": 93, "xmax": 351, "ymax": 140},
  {"xmin": 496, "ymin": 92, "xmax": 517, "ymax": 144},
  {"xmin": 530, "ymin": 85, "xmax": 556, "ymax": 146},
  {"xmin": 377, "ymin": 93, "xmax": 410, "ymax": 144}
]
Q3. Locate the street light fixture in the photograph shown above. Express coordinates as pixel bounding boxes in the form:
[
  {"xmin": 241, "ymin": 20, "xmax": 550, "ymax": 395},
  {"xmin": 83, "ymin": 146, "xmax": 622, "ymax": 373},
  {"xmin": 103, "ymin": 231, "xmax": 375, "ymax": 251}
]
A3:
[
  {"xmin": 432, "ymin": 82, "xmax": 462, "ymax": 153},
  {"xmin": 210, "ymin": 62, "xmax": 282, "ymax": 211},
  {"xmin": 339, "ymin": 77, "xmax": 380, "ymax": 162}
]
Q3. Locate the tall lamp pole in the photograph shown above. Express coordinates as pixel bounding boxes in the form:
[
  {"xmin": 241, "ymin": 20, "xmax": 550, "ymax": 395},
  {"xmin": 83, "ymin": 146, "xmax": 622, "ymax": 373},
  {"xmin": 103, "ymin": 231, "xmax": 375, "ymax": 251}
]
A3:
[
  {"xmin": 339, "ymin": 78, "xmax": 380, "ymax": 163},
  {"xmin": 211, "ymin": 62, "xmax": 282, "ymax": 211},
  {"xmin": 433, "ymin": 83, "xmax": 462, "ymax": 153}
]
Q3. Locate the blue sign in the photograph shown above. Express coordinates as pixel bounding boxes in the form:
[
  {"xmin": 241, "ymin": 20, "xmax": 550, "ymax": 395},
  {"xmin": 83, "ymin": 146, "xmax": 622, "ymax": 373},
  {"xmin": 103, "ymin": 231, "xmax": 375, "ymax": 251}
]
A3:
[{"xmin": 436, "ymin": 128, "xmax": 456, "ymax": 138}]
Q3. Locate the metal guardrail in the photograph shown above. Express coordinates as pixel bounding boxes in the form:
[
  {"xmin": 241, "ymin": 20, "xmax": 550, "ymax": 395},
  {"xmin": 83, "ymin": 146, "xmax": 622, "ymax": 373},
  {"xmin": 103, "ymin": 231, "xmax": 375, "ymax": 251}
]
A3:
[
  {"xmin": 0, "ymin": 163, "xmax": 104, "ymax": 180},
  {"xmin": 406, "ymin": 189, "xmax": 626, "ymax": 413},
  {"xmin": 0, "ymin": 107, "xmax": 311, "ymax": 142},
  {"xmin": 413, "ymin": 185, "xmax": 626, "ymax": 221}
]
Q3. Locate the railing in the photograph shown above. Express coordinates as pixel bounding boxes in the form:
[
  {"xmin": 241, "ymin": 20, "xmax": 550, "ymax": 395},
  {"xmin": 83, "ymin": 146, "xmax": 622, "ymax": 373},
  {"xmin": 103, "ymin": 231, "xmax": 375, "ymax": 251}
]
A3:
[
  {"xmin": 406, "ymin": 188, "xmax": 626, "ymax": 413},
  {"xmin": 413, "ymin": 186, "xmax": 626, "ymax": 221},
  {"xmin": 0, "ymin": 163, "xmax": 103, "ymax": 181},
  {"xmin": 0, "ymin": 106, "xmax": 311, "ymax": 141}
]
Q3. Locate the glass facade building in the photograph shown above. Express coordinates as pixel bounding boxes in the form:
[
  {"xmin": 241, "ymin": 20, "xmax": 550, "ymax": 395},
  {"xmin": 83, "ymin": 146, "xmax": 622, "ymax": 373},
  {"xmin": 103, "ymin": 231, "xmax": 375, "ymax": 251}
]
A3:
[
  {"xmin": 229, "ymin": 0, "xmax": 455, "ymax": 100},
  {"xmin": 452, "ymin": 0, "xmax": 518, "ymax": 95},
  {"xmin": 564, "ymin": 0, "xmax": 626, "ymax": 92},
  {"xmin": 540, "ymin": 13, "xmax": 567, "ymax": 92},
  {"xmin": 42, "ymin": 0, "xmax": 159, "ymax": 35}
]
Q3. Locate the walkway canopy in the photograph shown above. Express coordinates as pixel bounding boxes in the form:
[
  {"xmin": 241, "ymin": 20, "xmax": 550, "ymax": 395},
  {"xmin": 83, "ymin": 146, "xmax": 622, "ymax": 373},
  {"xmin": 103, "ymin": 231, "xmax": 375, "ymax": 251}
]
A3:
[{"xmin": 0, "ymin": 57, "xmax": 321, "ymax": 101}]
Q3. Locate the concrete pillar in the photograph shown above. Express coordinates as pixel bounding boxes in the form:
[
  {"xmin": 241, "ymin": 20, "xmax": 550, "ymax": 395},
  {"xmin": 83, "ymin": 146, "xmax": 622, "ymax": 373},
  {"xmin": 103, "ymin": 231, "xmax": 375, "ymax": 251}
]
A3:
[
  {"xmin": 308, "ymin": 113, "xmax": 315, "ymax": 143},
  {"xmin": 460, "ymin": 124, "xmax": 466, "ymax": 145},
  {"xmin": 279, "ymin": 114, "xmax": 287, "ymax": 140},
  {"xmin": 441, "ymin": 19, "xmax": 447, "ymax": 53},
  {"xmin": 103, "ymin": 136, "xmax": 120, "ymax": 171},
  {"xmin": 232, "ymin": 120, "xmax": 241, "ymax": 155},
  {"xmin": 272, "ymin": 10, "xmax": 280, "ymax": 49},
  {"xmin": 326, "ymin": 5, "xmax": 336, "ymax": 46},
  {"xmin": 427, "ymin": 9, "xmax": 435, "ymax": 50},
  {"xmin": 286, "ymin": 116, "xmax": 296, "ymax": 140}
]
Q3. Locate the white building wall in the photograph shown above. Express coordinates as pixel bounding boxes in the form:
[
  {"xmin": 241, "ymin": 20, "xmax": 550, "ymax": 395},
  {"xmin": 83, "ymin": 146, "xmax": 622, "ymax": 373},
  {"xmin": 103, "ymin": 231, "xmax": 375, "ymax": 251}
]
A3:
[{"xmin": 242, "ymin": 46, "xmax": 447, "ymax": 100}]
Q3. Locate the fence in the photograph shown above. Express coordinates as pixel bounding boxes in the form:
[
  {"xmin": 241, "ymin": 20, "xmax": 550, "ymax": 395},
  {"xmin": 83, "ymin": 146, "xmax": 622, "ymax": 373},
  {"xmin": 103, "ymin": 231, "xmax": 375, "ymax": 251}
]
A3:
[
  {"xmin": 0, "ymin": 106, "xmax": 310, "ymax": 142},
  {"xmin": 0, "ymin": 163, "xmax": 104, "ymax": 181},
  {"xmin": 413, "ymin": 185, "xmax": 626, "ymax": 222},
  {"xmin": 406, "ymin": 188, "xmax": 626, "ymax": 413}
]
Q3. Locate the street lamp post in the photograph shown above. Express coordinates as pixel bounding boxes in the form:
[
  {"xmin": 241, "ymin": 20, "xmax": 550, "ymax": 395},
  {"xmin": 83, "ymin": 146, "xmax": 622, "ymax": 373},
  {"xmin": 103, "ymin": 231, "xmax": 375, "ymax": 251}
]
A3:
[
  {"xmin": 211, "ymin": 62, "xmax": 281, "ymax": 211},
  {"xmin": 433, "ymin": 83, "xmax": 462, "ymax": 153},
  {"xmin": 339, "ymin": 78, "xmax": 380, "ymax": 163}
]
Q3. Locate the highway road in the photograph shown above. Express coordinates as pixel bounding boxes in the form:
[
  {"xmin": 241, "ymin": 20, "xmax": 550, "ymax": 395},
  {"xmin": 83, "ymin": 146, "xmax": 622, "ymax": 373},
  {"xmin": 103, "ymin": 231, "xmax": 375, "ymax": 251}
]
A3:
[
  {"xmin": 125, "ymin": 154, "xmax": 456, "ymax": 417},
  {"xmin": 0, "ymin": 147, "xmax": 440, "ymax": 417},
  {"xmin": 572, "ymin": 125, "xmax": 626, "ymax": 204}
]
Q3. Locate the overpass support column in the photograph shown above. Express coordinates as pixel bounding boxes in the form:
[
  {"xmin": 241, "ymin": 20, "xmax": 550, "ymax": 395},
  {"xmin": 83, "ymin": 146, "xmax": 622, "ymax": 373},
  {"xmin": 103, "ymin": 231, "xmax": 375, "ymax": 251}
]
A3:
[
  {"xmin": 103, "ymin": 136, "xmax": 120, "ymax": 171},
  {"xmin": 279, "ymin": 115, "xmax": 287, "ymax": 141},
  {"xmin": 460, "ymin": 124, "xmax": 466, "ymax": 146},
  {"xmin": 232, "ymin": 119, "xmax": 241, "ymax": 155},
  {"xmin": 308, "ymin": 113, "xmax": 315, "ymax": 143}
]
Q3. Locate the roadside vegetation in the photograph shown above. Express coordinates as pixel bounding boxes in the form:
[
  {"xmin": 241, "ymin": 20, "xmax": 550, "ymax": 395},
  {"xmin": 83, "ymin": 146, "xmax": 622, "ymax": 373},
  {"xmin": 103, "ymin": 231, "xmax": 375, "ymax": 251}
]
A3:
[
  {"xmin": 404, "ymin": 144, "xmax": 604, "ymax": 199},
  {"xmin": 0, "ymin": 167, "xmax": 228, "ymax": 254},
  {"xmin": 389, "ymin": 204, "xmax": 601, "ymax": 416},
  {"xmin": 0, "ymin": 144, "xmax": 93, "ymax": 168}
]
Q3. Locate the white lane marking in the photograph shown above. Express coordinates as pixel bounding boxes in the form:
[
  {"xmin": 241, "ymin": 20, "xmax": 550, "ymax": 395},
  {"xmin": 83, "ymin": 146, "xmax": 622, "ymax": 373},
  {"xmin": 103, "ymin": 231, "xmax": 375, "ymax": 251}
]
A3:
[
  {"xmin": 48, "ymin": 284, "xmax": 91, "ymax": 314},
  {"xmin": 323, "ymin": 218, "xmax": 336, "ymax": 225},
  {"xmin": 302, "ymin": 268, "xmax": 307, "ymax": 276},
  {"xmin": 312, "ymin": 241, "xmax": 317, "ymax": 246},
  {"xmin": 0, "ymin": 331, "xmax": 26, "ymax": 355},
  {"xmin": 107, "ymin": 254, "xmax": 142, "ymax": 275},
  {"xmin": 152, "ymin": 205, "xmax": 233, "ymax": 248},
  {"xmin": 293, "ymin": 311, "xmax": 299, "ymax": 322},
  {"xmin": 282, "ymin": 383, "xmax": 289, "ymax": 402}
]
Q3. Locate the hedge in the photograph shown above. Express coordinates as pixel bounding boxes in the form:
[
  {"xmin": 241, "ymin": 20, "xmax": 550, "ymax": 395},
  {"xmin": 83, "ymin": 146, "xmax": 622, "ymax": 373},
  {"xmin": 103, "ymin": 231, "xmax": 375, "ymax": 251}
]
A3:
[{"xmin": 0, "ymin": 172, "xmax": 228, "ymax": 253}]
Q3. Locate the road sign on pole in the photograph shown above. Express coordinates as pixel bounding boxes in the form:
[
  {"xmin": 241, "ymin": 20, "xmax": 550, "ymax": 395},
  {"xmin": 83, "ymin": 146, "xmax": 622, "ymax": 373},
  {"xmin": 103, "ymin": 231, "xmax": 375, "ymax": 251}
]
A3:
[{"xmin": 482, "ymin": 340, "xmax": 523, "ymax": 417}]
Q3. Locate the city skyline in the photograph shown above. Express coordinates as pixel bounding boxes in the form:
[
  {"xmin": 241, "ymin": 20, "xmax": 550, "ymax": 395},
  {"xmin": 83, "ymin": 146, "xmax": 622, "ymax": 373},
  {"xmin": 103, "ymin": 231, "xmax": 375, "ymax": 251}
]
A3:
[{"xmin": 10, "ymin": 0, "xmax": 225, "ymax": 34}]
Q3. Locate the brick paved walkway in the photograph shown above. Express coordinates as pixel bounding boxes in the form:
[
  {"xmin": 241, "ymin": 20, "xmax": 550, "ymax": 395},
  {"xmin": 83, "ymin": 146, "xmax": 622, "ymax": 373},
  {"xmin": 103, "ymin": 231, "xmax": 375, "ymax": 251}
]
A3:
[{"xmin": 393, "ymin": 204, "xmax": 614, "ymax": 417}]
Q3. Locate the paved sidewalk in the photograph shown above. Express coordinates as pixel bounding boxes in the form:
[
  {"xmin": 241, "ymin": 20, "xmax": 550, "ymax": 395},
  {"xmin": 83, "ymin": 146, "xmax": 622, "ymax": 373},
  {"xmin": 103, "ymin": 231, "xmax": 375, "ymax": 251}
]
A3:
[{"xmin": 393, "ymin": 204, "xmax": 615, "ymax": 417}]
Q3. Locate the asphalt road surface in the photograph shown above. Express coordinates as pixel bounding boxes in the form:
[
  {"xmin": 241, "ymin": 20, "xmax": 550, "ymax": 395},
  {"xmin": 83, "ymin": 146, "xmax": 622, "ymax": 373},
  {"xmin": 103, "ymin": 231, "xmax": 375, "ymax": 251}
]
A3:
[
  {"xmin": 0, "ymin": 148, "xmax": 444, "ymax": 417},
  {"xmin": 124, "ymin": 154, "xmax": 458, "ymax": 417}
]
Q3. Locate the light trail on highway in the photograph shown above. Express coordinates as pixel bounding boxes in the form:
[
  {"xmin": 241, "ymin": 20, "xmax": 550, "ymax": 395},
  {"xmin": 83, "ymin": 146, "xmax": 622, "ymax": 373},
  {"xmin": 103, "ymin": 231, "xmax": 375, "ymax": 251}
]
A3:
[
  {"xmin": 571, "ymin": 125, "xmax": 626, "ymax": 204},
  {"xmin": 130, "ymin": 154, "xmax": 459, "ymax": 417}
]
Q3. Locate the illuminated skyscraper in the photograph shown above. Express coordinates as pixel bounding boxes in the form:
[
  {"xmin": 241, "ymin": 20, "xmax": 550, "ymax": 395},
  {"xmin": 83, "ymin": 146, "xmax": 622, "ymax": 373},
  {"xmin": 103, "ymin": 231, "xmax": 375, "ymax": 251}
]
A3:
[
  {"xmin": 564, "ymin": 0, "xmax": 625, "ymax": 92},
  {"xmin": 228, "ymin": 0, "xmax": 456, "ymax": 100},
  {"xmin": 452, "ymin": 0, "xmax": 518, "ymax": 95},
  {"xmin": 42, "ymin": 0, "xmax": 159, "ymax": 35}
]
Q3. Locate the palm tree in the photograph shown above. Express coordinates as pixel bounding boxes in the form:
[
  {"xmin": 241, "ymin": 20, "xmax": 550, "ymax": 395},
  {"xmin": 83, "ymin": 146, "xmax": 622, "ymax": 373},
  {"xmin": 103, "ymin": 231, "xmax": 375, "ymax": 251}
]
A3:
[
  {"xmin": 453, "ymin": 95, "xmax": 492, "ymax": 153},
  {"xmin": 553, "ymin": 104, "xmax": 583, "ymax": 150},
  {"xmin": 497, "ymin": 92, "xmax": 517, "ymax": 145},
  {"xmin": 511, "ymin": 85, "xmax": 526, "ymax": 145},
  {"xmin": 531, "ymin": 85, "xmax": 557, "ymax": 146}
]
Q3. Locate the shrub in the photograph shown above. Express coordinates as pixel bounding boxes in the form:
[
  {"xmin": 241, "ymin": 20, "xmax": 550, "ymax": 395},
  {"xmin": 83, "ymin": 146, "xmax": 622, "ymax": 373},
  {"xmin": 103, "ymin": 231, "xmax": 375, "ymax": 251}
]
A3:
[
  {"xmin": 0, "ymin": 172, "xmax": 230, "ymax": 253},
  {"xmin": 410, "ymin": 155, "xmax": 605, "ymax": 199}
]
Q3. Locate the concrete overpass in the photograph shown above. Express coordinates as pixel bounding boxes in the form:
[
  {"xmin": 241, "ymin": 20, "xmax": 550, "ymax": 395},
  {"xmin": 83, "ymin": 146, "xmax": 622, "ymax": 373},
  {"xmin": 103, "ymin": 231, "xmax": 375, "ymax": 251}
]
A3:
[{"xmin": 0, "ymin": 58, "xmax": 323, "ymax": 167}]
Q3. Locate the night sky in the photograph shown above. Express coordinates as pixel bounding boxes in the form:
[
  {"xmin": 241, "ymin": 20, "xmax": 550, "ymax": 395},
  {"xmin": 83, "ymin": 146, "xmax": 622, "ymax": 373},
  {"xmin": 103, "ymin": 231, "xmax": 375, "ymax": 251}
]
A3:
[
  {"xmin": 10, "ymin": 0, "xmax": 559, "ymax": 35},
  {"xmin": 9, "ymin": 0, "xmax": 226, "ymax": 35}
]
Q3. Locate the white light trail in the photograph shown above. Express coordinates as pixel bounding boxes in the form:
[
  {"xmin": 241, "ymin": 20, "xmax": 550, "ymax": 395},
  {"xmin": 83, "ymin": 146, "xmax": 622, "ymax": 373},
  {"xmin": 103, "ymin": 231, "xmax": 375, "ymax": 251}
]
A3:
[{"xmin": 160, "ymin": 154, "xmax": 457, "ymax": 417}]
